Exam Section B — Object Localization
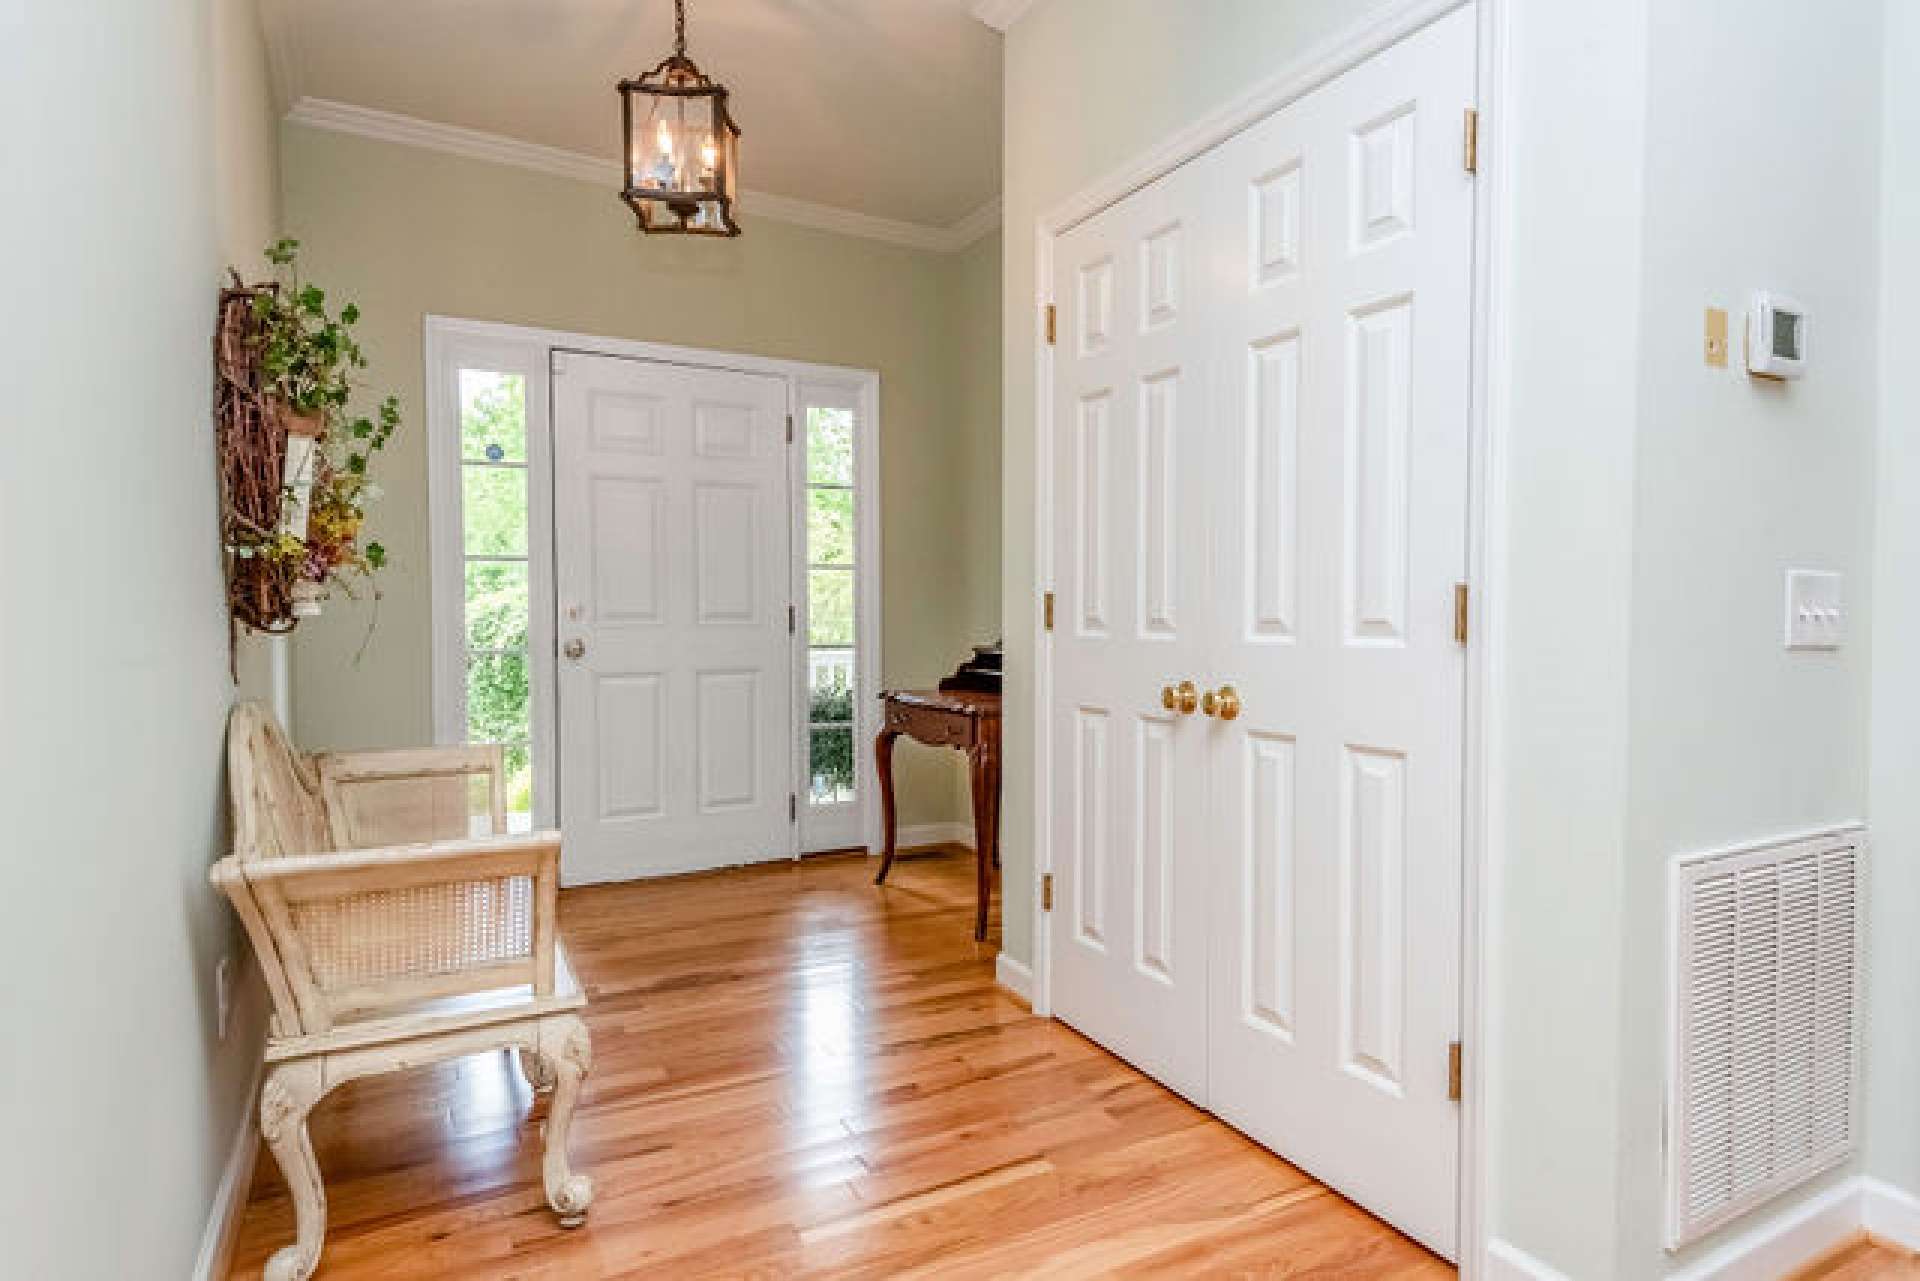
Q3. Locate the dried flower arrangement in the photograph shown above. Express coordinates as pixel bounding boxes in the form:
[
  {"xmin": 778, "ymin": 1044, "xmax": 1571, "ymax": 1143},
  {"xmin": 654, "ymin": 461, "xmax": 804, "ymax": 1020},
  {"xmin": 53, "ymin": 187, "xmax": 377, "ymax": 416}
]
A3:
[{"xmin": 214, "ymin": 239, "xmax": 397, "ymax": 633}]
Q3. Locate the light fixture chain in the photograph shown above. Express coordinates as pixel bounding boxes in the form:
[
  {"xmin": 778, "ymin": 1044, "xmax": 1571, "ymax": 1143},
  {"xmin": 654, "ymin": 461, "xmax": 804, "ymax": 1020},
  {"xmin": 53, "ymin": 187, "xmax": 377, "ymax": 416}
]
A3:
[{"xmin": 674, "ymin": 0, "xmax": 687, "ymax": 58}]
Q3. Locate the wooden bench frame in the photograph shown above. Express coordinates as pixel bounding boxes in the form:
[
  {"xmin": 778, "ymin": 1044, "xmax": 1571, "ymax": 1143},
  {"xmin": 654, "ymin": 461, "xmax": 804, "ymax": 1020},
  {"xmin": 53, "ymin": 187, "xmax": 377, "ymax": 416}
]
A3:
[{"xmin": 210, "ymin": 703, "xmax": 592, "ymax": 1281}]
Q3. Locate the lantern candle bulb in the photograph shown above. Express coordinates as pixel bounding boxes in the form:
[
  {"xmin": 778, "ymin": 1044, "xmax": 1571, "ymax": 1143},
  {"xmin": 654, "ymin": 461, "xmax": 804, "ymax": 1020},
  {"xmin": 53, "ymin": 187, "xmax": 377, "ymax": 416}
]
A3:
[
  {"xmin": 700, "ymin": 136, "xmax": 718, "ymax": 186},
  {"xmin": 649, "ymin": 119, "xmax": 677, "ymax": 187}
]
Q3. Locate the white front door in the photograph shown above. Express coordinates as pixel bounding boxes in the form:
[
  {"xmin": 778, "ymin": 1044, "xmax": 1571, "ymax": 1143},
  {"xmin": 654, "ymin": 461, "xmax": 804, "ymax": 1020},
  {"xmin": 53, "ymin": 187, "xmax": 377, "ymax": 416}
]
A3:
[
  {"xmin": 1203, "ymin": 7, "xmax": 1475, "ymax": 1257},
  {"xmin": 1046, "ymin": 3, "xmax": 1476, "ymax": 1258},
  {"xmin": 552, "ymin": 351, "xmax": 793, "ymax": 883}
]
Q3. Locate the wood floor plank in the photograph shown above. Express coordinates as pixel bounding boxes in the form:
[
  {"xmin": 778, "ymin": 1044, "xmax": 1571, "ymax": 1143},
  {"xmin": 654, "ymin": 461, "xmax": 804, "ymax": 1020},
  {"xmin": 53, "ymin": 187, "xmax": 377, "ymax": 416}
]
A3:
[{"xmin": 228, "ymin": 846, "xmax": 1455, "ymax": 1278}]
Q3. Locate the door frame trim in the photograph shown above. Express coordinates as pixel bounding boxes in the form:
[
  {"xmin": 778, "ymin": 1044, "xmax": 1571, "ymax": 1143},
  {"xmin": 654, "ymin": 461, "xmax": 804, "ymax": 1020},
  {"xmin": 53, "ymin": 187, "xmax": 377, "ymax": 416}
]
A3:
[
  {"xmin": 1025, "ymin": 0, "xmax": 1510, "ymax": 1273},
  {"xmin": 424, "ymin": 314, "xmax": 885, "ymax": 860}
]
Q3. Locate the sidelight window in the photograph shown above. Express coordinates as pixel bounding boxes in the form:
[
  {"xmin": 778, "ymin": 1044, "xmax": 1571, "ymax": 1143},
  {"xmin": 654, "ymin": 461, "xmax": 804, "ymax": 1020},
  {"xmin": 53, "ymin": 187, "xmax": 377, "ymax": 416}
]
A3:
[
  {"xmin": 457, "ymin": 369, "xmax": 534, "ymax": 831},
  {"xmin": 805, "ymin": 404, "xmax": 858, "ymax": 807}
]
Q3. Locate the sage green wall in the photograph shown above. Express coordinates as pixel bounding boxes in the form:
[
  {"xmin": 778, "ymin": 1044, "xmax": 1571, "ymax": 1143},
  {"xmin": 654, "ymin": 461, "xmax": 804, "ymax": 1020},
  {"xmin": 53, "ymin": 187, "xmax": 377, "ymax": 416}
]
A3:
[
  {"xmin": 1, "ymin": 0, "xmax": 279, "ymax": 1274},
  {"xmin": 950, "ymin": 230, "xmax": 1004, "ymax": 644},
  {"xmin": 283, "ymin": 124, "xmax": 1000, "ymax": 828}
]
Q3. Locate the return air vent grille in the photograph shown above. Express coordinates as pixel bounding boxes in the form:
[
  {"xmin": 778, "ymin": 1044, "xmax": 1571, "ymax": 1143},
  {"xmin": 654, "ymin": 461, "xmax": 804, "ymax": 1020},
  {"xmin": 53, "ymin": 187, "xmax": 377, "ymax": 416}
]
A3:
[{"xmin": 1667, "ymin": 826, "xmax": 1863, "ymax": 1250}]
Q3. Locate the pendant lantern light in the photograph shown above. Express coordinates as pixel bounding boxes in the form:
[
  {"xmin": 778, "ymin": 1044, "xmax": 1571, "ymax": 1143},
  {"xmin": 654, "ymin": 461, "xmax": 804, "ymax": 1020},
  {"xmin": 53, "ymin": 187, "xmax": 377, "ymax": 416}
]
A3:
[{"xmin": 617, "ymin": 0, "xmax": 742, "ymax": 236}]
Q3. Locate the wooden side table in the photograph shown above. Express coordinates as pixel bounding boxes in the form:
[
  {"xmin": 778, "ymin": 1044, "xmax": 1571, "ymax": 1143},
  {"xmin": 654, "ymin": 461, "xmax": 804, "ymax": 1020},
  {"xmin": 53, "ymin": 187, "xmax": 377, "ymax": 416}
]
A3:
[{"xmin": 873, "ymin": 689, "xmax": 1002, "ymax": 940}]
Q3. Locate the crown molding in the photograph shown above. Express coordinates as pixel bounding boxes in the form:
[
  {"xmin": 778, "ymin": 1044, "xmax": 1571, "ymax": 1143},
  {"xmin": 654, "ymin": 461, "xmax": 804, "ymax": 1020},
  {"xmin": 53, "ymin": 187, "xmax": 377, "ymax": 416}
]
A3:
[
  {"xmin": 284, "ymin": 97, "xmax": 1000, "ymax": 254},
  {"xmin": 970, "ymin": 0, "xmax": 1041, "ymax": 33}
]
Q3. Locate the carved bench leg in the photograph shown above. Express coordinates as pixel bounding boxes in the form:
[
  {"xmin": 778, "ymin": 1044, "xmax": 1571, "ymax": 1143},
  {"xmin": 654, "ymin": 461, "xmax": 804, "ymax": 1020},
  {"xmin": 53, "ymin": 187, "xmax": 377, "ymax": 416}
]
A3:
[
  {"xmin": 517, "ymin": 1044, "xmax": 556, "ymax": 1094},
  {"xmin": 535, "ymin": 1014, "xmax": 594, "ymax": 1227},
  {"xmin": 259, "ymin": 1060, "xmax": 327, "ymax": 1281}
]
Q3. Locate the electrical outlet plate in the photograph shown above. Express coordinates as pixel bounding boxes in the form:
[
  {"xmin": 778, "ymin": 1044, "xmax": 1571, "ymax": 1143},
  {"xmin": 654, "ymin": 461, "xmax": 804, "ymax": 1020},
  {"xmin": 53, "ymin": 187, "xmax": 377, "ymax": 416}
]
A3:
[
  {"xmin": 215, "ymin": 954, "xmax": 234, "ymax": 1040},
  {"xmin": 1784, "ymin": 569, "xmax": 1843, "ymax": 650}
]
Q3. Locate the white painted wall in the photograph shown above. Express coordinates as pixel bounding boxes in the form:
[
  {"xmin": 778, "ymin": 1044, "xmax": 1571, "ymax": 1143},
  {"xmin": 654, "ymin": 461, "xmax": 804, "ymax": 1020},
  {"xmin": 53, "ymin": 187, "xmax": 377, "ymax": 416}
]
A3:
[
  {"xmin": 1484, "ymin": 1, "xmax": 1652, "ymax": 1270},
  {"xmin": 0, "ymin": 0, "xmax": 279, "ymax": 1274},
  {"xmin": 1611, "ymin": 4, "xmax": 1884, "ymax": 1274},
  {"xmin": 1002, "ymin": 1, "xmax": 1897, "ymax": 1276},
  {"xmin": 1867, "ymin": 0, "xmax": 1920, "ymax": 1213}
]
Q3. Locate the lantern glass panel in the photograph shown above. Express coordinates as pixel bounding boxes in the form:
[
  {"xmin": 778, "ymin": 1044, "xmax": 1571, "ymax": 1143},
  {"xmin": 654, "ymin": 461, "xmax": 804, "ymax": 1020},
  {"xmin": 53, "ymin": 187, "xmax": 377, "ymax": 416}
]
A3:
[{"xmin": 635, "ymin": 92, "xmax": 721, "ymax": 195}]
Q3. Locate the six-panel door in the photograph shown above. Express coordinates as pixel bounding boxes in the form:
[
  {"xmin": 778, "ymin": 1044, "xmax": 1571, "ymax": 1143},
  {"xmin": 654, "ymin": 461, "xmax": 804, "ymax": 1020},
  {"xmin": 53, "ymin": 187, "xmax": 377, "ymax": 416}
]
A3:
[
  {"xmin": 1046, "ymin": 4, "xmax": 1477, "ymax": 1258},
  {"xmin": 553, "ymin": 352, "xmax": 793, "ymax": 884},
  {"xmin": 1050, "ymin": 154, "xmax": 1216, "ymax": 1102}
]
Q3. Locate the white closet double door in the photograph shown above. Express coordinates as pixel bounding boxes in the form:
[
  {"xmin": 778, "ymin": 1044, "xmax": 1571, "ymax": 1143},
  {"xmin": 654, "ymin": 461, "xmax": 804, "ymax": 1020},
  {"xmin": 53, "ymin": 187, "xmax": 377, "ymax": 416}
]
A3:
[{"xmin": 1048, "ymin": 8, "xmax": 1475, "ymax": 1258}]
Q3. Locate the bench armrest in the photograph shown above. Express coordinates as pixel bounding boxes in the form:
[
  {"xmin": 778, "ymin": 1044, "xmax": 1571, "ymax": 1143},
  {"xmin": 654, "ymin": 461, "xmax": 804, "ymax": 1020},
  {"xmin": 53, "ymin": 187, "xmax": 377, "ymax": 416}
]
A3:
[{"xmin": 210, "ymin": 830, "xmax": 565, "ymax": 1035}]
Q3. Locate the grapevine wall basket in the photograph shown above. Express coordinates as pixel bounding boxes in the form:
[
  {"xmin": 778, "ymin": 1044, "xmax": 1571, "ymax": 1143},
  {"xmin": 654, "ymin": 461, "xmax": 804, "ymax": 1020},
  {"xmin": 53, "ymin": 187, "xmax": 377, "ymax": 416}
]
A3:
[
  {"xmin": 211, "ymin": 241, "xmax": 396, "ymax": 646},
  {"xmin": 215, "ymin": 277, "xmax": 309, "ymax": 634}
]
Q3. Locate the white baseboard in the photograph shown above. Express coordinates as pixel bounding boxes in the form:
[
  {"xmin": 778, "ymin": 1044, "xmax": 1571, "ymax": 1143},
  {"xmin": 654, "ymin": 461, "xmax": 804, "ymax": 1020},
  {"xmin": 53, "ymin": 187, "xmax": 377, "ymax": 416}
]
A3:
[
  {"xmin": 1862, "ymin": 1177, "xmax": 1920, "ymax": 1250},
  {"xmin": 1484, "ymin": 1239, "xmax": 1572, "ymax": 1281},
  {"xmin": 996, "ymin": 953, "xmax": 1034, "ymax": 1006},
  {"xmin": 896, "ymin": 821, "xmax": 974, "ymax": 850},
  {"xmin": 1648, "ymin": 1174, "xmax": 1920, "ymax": 1280},
  {"xmin": 193, "ymin": 1055, "xmax": 264, "ymax": 1281},
  {"xmin": 1668, "ymin": 1177, "xmax": 1862, "ymax": 1280}
]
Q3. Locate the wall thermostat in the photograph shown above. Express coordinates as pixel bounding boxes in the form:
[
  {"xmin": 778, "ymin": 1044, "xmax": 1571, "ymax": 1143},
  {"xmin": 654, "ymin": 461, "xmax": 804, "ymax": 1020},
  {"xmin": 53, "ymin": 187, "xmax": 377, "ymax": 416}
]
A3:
[{"xmin": 1746, "ymin": 291, "xmax": 1807, "ymax": 380}]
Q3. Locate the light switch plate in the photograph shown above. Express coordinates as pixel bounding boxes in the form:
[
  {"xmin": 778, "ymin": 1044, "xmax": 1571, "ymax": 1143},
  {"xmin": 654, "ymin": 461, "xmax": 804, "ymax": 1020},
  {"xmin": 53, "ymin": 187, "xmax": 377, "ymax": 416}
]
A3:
[{"xmin": 1784, "ymin": 569, "xmax": 1843, "ymax": 650}]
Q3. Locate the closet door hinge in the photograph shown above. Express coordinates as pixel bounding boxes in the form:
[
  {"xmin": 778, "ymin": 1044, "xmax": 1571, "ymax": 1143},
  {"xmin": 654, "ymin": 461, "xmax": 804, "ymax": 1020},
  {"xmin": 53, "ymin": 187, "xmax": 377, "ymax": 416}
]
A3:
[
  {"xmin": 788, "ymin": 604, "xmax": 797, "ymax": 635},
  {"xmin": 786, "ymin": 412, "xmax": 794, "ymax": 444},
  {"xmin": 1044, "ymin": 303, "xmax": 1057, "ymax": 346},
  {"xmin": 1041, "ymin": 873, "xmax": 1054, "ymax": 912},
  {"xmin": 1448, "ymin": 1041, "xmax": 1463, "ymax": 1101},
  {"xmin": 1463, "ymin": 108, "xmax": 1479, "ymax": 174},
  {"xmin": 1453, "ymin": 583, "xmax": 1470, "ymax": 645},
  {"xmin": 1043, "ymin": 590, "xmax": 1055, "ymax": 631},
  {"xmin": 790, "ymin": 793, "xmax": 798, "ymax": 823},
  {"xmin": 550, "ymin": 351, "xmax": 566, "ymax": 376}
]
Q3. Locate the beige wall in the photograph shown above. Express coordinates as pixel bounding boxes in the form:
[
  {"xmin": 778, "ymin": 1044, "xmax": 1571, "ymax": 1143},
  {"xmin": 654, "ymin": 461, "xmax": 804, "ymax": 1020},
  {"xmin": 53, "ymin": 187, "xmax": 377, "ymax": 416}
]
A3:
[
  {"xmin": 0, "ymin": 0, "xmax": 279, "ymax": 1274},
  {"xmin": 283, "ymin": 124, "xmax": 1000, "ymax": 828}
]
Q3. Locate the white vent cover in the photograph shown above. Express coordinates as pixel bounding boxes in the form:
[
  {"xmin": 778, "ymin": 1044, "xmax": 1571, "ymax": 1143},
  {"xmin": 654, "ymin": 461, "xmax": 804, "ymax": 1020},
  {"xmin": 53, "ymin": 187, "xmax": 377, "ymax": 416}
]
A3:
[{"xmin": 1667, "ymin": 826, "xmax": 1864, "ymax": 1250}]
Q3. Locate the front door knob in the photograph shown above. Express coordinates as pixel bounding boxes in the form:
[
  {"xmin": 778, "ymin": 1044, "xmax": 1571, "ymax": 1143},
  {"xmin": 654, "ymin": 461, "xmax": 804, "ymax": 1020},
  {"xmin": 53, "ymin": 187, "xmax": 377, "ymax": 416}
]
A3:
[
  {"xmin": 563, "ymin": 638, "xmax": 586, "ymax": 660},
  {"xmin": 1159, "ymin": 679, "xmax": 1198, "ymax": 715}
]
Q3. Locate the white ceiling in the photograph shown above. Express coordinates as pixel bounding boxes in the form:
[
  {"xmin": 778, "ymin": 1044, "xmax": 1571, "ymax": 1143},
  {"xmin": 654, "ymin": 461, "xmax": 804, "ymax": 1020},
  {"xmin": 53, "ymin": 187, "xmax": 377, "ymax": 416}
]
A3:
[{"xmin": 264, "ymin": 1, "xmax": 1005, "ymax": 232}]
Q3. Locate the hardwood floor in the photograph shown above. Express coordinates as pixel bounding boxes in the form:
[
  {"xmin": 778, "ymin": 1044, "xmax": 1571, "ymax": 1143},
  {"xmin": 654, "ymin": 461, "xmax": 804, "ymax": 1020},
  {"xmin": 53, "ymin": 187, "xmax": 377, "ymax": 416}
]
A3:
[
  {"xmin": 227, "ymin": 845, "xmax": 1453, "ymax": 1278},
  {"xmin": 1797, "ymin": 1238, "xmax": 1920, "ymax": 1280}
]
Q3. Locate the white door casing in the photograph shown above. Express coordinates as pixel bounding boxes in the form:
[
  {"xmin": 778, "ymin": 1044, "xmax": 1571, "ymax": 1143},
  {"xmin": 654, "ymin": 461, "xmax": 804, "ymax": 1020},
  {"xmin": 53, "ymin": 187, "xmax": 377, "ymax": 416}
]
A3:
[
  {"xmin": 1049, "ymin": 154, "xmax": 1216, "ymax": 1102},
  {"xmin": 1204, "ymin": 6, "xmax": 1474, "ymax": 1257},
  {"xmin": 1044, "ymin": 3, "xmax": 1476, "ymax": 1258},
  {"xmin": 552, "ymin": 351, "xmax": 794, "ymax": 883}
]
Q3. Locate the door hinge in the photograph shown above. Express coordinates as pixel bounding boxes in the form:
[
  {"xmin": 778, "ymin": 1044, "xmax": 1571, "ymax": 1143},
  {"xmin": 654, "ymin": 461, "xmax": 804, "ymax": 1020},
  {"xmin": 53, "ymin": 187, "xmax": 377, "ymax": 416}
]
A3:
[
  {"xmin": 1044, "ymin": 303, "xmax": 1057, "ymax": 346},
  {"xmin": 550, "ymin": 351, "xmax": 566, "ymax": 376},
  {"xmin": 786, "ymin": 412, "xmax": 794, "ymax": 444},
  {"xmin": 1043, "ymin": 590, "xmax": 1055, "ymax": 632},
  {"xmin": 1463, "ymin": 107, "xmax": 1479, "ymax": 174},
  {"xmin": 1447, "ymin": 1040, "xmax": 1463, "ymax": 1101},
  {"xmin": 790, "ymin": 793, "xmax": 798, "ymax": 823},
  {"xmin": 1041, "ymin": 873, "xmax": 1054, "ymax": 912},
  {"xmin": 788, "ymin": 603, "xmax": 797, "ymax": 635},
  {"xmin": 1453, "ymin": 582, "xmax": 1470, "ymax": 645}
]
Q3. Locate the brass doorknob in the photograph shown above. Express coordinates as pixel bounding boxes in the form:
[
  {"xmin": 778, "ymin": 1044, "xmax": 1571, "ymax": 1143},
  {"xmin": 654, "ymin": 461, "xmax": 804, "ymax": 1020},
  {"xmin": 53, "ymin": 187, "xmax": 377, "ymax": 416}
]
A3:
[
  {"xmin": 1202, "ymin": 685, "xmax": 1242, "ymax": 721},
  {"xmin": 1160, "ymin": 680, "xmax": 1199, "ymax": 715},
  {"xmin": 563, "ymin": 638, "xmax": 586, "ymax": 660}
]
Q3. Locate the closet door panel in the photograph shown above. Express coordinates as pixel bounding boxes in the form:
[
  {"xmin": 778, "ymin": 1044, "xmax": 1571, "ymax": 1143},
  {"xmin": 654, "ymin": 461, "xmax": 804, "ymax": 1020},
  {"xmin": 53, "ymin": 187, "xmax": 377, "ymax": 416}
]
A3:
[
  {"xmin": 1202, "ymin": 5, "xmax": 1476, "ymax": 1258},
  {"xmin": 1048, "ymin": 155, "xmax": 1217, "ymax": 1102}
]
